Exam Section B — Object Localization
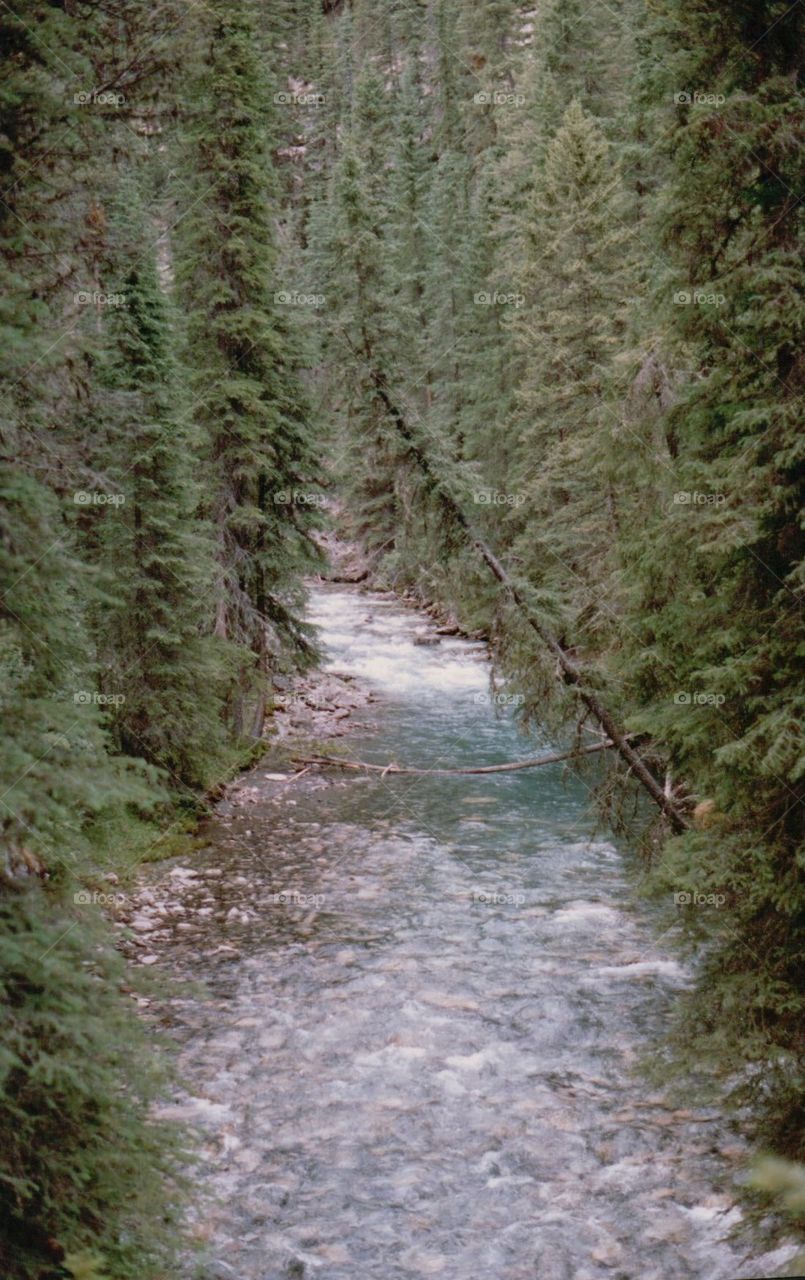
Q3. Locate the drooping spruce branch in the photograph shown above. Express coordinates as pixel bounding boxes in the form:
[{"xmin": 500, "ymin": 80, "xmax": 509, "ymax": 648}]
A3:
[{"xmin": 353, "ymin": 353, "xmax": 690, "ymax": 833}]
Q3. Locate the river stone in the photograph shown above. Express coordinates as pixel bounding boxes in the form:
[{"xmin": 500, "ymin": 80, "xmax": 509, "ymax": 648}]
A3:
[
  {"xmin": 197, "ymin": 1263, "xmax": 239, "ymax": 1280},
  {"xmin": 531, "ymin": 1243, "xmax": 574, "ymax": 1280},
  {"xmin": 591, "ymin": 1239, "xmax": 623, "ymax": 1267},
  {"xmin": 233, "ymin": 1148, "xmax": 261, "ymax": 1171},
  {"xmin": 129, "ymin": 914, "xmax": 157, "ymax": 931},
  {"xmin": 314, "ymin": 1242, "xmax": 351, "ymax": 1263},
  {"xmin": 641, "ymin": 1209, "xmax": 690, "ymax": 1244}
]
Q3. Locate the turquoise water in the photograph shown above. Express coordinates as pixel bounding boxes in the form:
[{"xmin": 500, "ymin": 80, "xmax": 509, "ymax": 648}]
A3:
[{"xmin": 150, "ymin": 587, "xmax": 782, "ymax": 1280}]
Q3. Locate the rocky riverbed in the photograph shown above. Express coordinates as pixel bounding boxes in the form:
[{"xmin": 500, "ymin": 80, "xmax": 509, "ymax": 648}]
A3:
[{"xmin": 117, "ymin": 585, "xmax": 798, "ymax": 1280}]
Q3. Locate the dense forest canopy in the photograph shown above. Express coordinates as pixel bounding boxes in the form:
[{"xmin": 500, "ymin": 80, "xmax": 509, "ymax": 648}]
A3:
[{"xmin": 0, "ymin": 0, "xmax": 802, "ymax": 1275}]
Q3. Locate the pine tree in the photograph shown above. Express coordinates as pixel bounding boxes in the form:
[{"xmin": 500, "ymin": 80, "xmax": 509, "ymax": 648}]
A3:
[
  {"xmin": 1, "ymin": 8, "xmax": 191, "ymax": 1276},
  {"xmin": 0, "ymin": 1, "xmax": 161, "ymax": 873},
  {"xmin": 612, "ymin": 0, "xmax": 805, "ymax": 1152},
  {"xmin": 92, "ymin": 181, "xmax": 232, "ymax": 790},
  {"xmin": 321, "ymin": 129, "xmax": 406, "ymax": 562},
  {"xmin": 386, "ymin": 62, "xmax": 432, "ymax": 414},
  {"xmin": 176, "ymin": 0, "xmax": 323, "ymax": 737},
  {"xmin": 509, "ymin": 101, "xmax": 634, "ymax": 643}
]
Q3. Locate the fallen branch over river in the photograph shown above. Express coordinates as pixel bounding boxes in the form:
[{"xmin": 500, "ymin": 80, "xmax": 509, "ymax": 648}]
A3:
[
  {"xmin": 343, "ymin": 338, "xmax": 690, "ymax": 833},
  {"xmin": 294, "ymin": 737, "xmax": 630, "ymax": 776}
]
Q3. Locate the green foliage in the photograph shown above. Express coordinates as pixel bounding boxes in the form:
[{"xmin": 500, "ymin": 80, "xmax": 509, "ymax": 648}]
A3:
[
  {"xmin": 1, "ymin": 0, "xmax": 325, "ymax": 1272},
  {"xmin": 91, "ymin": 181, "xmax": 233, "ymax": 791},
  {"xmin": 751, "ymin": 1157, "xmax": 805, "ymax": 1224},
  {"xmin": 604, "ymin": 0, "xmax": 805, "ymax": 1153},
  {"xmin": 176, "ymin": 0, "xmax": 323, "ymax": 739},
  {"xmin": 1, "ymin": 0, "xmax": 802, "ymax": 1262},
  {"xmin": 509, "ymin": 100, "xmax": 634, "ymax": 645},
  {"xmin": 307, "ymin": 0, "xmax": 805, "ymax": 1168},
  {"xmin": 316, "ymin": 81, "xmax": 413, "ymax": 561},
  {"xmin": 0, "ymin": 892, "xmax": 185, "ymax": 1280}
]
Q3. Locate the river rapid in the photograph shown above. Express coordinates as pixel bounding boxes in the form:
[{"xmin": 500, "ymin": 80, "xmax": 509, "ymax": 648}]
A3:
[{"xmin": 141, "ymin": 586, "xmax": 793, "ymax": 1280}]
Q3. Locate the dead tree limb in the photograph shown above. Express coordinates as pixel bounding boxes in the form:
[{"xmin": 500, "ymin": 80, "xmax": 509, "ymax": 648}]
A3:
[{"xmin": 295, "ymin": 738, "xmax": 630, "ymax": 776}]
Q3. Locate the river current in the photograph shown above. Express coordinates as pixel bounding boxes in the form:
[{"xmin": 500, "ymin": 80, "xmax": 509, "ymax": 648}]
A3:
[{"xmin": 147, "ymin": 586, "xmax": 789, "ymax": 1280}]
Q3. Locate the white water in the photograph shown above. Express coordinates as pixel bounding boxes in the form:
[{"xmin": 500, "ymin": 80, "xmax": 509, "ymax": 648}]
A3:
[{"xmin": 148, "ymin": 587, "xmax": 792, "ymax": 1280}]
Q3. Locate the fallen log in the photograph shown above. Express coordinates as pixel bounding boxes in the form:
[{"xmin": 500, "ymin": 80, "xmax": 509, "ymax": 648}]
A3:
[{"xmin": 294, "ymin": 737, "xmax": 630, "ymax": 776}]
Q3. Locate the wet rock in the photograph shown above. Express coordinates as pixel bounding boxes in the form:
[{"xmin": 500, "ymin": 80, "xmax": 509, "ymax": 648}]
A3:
[
  {"xmin": 314, "ymin": 1242, "xmax": 351, "ymax": 1263},
  {"xmin": 258, "ymin": 1029, "xmax": 287, "ymax": 1050},
  {"xmin": 701, "ymin": 1193, "xmax": 734, "ymax": 1210},
  {"xmin": 400, "ymin": 1249, "xmax": 447, "ymax": 1273},
  {"xmin": 198, "ymin": 1263, "xmax": 239, "ymax": 1280},
  {"xmin": 648, "ymin": 1112, "xmax": 677, "ymax": 1127},
  {"xmin": 225, "ymin": 907, "xmax": 252, "ymax": 924},
  {"xmin": 641, "ymin": 1210, "xmax": 690, "ymax": 1244},
  {"xmin": 233, "ymin": 1148, "xmax": 262, "ymax": 1172},
  {"xmin": 129, "ymin": 915, "xmax": 157, "ymax": 932},
  {"xmin": 531, "ymin": 1243, "xmax": 574, "ymax": 1280},
  {"xmin": 591, "ymin": 1239, "xmax": 623, "ymax": 1267}
]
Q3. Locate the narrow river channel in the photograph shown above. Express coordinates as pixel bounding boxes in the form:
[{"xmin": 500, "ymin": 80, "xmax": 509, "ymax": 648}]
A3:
[{"xmin": 144, "ymin": 585, "xmax": 783, "ymax": 1280}]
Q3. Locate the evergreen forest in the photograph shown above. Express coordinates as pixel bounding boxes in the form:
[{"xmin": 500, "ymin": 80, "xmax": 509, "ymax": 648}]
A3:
[{"xmin": 0, "ymin": 1, "xmax": 803, "ymax": 1277}]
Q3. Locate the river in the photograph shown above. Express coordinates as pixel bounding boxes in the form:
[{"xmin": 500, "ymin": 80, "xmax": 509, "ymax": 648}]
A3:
[{"xmin": 144, "ymin": 585, "xmax": 788, "ymax": 1280}]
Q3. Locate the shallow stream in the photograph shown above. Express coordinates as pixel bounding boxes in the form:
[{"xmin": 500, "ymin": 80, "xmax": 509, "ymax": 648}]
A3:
[{"xmin": 148, "ymin": 587, "xmax": 785, "ymax": 1280}]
